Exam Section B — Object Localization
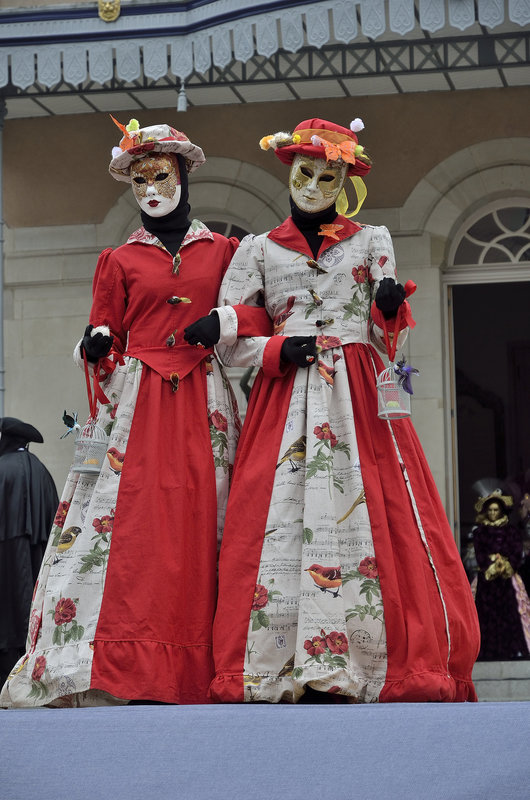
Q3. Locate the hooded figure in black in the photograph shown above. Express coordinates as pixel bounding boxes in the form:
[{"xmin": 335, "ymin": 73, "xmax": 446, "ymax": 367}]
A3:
[{"xmin": 0, "ymin": 417, "xmax": 58, "ymax": 684}]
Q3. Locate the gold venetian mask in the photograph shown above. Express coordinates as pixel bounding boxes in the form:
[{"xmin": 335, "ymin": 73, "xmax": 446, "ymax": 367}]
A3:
[{"xmin": 289, "ymin": 154, "xmax": 347, "ymax": 214}]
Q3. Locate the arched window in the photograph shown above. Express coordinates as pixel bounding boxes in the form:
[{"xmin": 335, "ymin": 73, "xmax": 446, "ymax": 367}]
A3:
[{"xmin": 452, "ymin": 205, "xmax": 530, "ymax": 266}]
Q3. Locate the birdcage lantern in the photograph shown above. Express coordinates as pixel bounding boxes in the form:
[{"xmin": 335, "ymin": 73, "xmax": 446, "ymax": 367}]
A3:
[
  {"xmin": 376, "ymin": 364, "xmax": 411, "ymax": 420},
  {"xmin": 72, "ymin": 418, "xmax": 109, "ymax": 474}
]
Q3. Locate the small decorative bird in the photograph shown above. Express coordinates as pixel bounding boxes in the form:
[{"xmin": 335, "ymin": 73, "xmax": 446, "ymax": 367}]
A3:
[
  {"xmin": 273, "ymin": 295, "xmax": 296, "ymax": 335},
  {"xmin": 305, "ymin": 564, "xmax": 342, "ymax": 597},
  {"xmin": 307, "ymin": 259, "xmax": 328, "ymax": 275},
  {"xmin": 276, "ymin": 435, "xmax": 306, "ymax": 472},
  {"xmin": 317, "ymin": 354, "xmax": 341, "ymax": 387},
  {"xmin": 53, "ymin": 525, "xmax": 82, "ymax": 563},
  {"xmin": 106, "ymin": 447, "xmax": 125, "ymax": 474},
  {"xmin": 394, "ymin": 357, "xmax": 419, "ymax": 395},
  {"xmin": 57, "ymin": 526, "xmax": 81, "ymax": 553},
  {"xmin": 308, "ymin": 288, "xmax": 323, "ymax": 307},
  {"xmin": 60, "ymin": 410, "xmax": 81, "ymax": 439}
]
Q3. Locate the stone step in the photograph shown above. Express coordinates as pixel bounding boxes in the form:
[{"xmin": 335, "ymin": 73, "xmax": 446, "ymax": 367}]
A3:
[{"xmin": 472, "ymin": 660, "xmax": 530, "ymax": 701}]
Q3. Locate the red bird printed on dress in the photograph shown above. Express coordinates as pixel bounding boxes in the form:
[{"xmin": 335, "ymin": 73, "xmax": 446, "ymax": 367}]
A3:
[
  {"xmin": 106, "ymin": 447, "xmax": 125, "ymax": 475},
  {"xmin": 305, "ymin": 564, "xmax": 342, "ymax": 597},
  {"xmin": 273, "ymin": 295, "xmax": 296, "ymax": 335},
  {"xmin": 317, "ymin": 354, "xmax": 342, "ymax": 387}
]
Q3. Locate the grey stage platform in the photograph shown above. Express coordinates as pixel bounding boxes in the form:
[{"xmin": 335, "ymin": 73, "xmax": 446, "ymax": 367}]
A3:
[{"xmin": 1, "ymin": 702, "xmax": 529, "ymax": 800}]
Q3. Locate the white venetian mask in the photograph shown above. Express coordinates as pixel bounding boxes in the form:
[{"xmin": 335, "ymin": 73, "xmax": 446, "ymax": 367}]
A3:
[{"xmin": 130, "ymin": 153, "xmax": 181, "ymax": 217}]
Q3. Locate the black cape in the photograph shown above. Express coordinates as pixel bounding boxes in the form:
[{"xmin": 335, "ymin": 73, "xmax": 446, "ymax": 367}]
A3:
[{"xmin": 0, "ymin": 450, "xmax": 58, "ymax": 683}]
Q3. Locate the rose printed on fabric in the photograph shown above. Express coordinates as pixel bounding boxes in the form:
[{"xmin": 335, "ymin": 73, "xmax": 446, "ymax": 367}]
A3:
[
  {"xmin": 351, "ymin": 264, "xmax": 368, "ymax": 284},
  {"xmin": 252, "ymin": 584, "xmax": 269, "ymax": 610},
  {"xmin": 31, "ymin": 656, "xmax": 46, "ymax": 682},
  {"xmin": 293, "ymin": 628, "xmax": 349, "ymax": 679},
  {"xmin": 343, "ymin": 258, "xmax": 371, "ymax": 322},
  {"xmin": 342, "ymin": 556, "xmax": 384, "ymax": 623},
  {"xmin": 325, "ymin": 631, "xmax": 349, "ymax": 654},
  {"xmin": 49, "ymin": 597, "xmax": 84, "ymax": 646},
  {"xmin": 303, "ymin": 635, "xmax": 326, "ymax": 656},
  {"xmin": 314, "ymin": 422, "xmax": 338, "ymax": 447},
  {"xmin": 209, "ymin": 410, "xmax": 230, "ymax": 473},
  {"xmin": 249, "ymin": 579, "xmax": 283, "ymax": 633},
  {"xmin": 79, "ymin": 509, "xmax": 115, "ymax": 574},
  {"xmin": 54, "ymin": 597, "xmax": 77, "ymax": 626},
  {"xmin": 210, "ymin": 410, "xmax": 228, "ymax": 432},
  {"xmin": 28, "ymin": 655, "xmax": 49, "ymax": 701},
  {"xmin": 306, "ymin": 423, "xmax": 350, "ymax": 496},
  {"xmin": 103, "ymin": 394, "xmax": 120, "ymax": 436},
  {"xmin": 54, "ymin": 501, "xmax": 71, "ymax": 529},
  {"xmin": 358, "ymin": 556, "xmax": 378, "ymax": 579}
]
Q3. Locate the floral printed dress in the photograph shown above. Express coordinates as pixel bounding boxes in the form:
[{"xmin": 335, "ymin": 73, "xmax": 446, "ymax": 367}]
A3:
[
  {"xmin": 1, "ymin": 221, "xmax": 243, "ymax": 707},
  {"xmin": 210, "ymin": 216, "xmax": 480, "ymax": 704}
]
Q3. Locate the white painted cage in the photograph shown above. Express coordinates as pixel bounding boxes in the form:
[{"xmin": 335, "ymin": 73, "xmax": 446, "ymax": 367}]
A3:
[
  {"xmin": 72, "ymin": 419, "xmax": 109, "ymax": 474},
  {"xmin": 376, "ymin": 365, "xmax": 411, "ymax": 420}
]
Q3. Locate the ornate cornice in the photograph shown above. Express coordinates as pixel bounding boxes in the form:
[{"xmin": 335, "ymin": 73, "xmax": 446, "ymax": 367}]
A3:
[{"xmin": 0, "ymin": 0, "xmax": 528, "ymax": 91}]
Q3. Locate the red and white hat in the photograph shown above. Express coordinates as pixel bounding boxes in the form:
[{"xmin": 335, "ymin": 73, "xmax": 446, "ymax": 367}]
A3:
[
  {"xmin": 108, "ymin": 117, "xmax": 205, "ymax": 183},
  {"xmin": 260, "ymin": 117, "xmax": 371, "ymax": 177}
]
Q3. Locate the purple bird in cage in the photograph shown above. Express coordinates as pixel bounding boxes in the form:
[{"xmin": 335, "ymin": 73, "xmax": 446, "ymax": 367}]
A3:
[{"xmin": 394, "ymin": 358, "xmax": 419, "ymax": 395}]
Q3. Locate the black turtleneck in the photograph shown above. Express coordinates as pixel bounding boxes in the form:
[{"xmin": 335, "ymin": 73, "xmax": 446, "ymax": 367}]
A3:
[
  {"xmin": 139, "ymin": 154, "xmax": 191, "ymax": 257},
  {"xmin": 289, "ymin": 198, "xmax": 339, "ymax": 259}
]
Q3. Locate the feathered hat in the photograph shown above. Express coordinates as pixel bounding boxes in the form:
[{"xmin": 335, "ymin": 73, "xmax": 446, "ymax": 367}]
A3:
[
  {"xmin": 108, "ymin": 117, "xmax": 205, "ymax": 183},
  {"xmin": 259, "ymin": 117, "xmax": 372, "ymax": 216}
]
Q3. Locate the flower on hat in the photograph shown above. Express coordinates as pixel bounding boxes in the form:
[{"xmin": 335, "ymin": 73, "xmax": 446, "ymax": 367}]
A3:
[{"xmin": 350, "ymin": 118, "xmax": 365, "ymax": 132}]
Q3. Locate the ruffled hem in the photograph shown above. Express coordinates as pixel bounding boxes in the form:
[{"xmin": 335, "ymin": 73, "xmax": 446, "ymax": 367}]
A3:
[
  {"xmin": 379, "ymin": 671, "xmax": 478, "ymax": 703},
  {"xmin": 210, "ymin": 670, "xmax": 478, "ymax": 704},
  {"xmin": 90, "ymin": 639, "xmax": 215, "ymax": 704}
]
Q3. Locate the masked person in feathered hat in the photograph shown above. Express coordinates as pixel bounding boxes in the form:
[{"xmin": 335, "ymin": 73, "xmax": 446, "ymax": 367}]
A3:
[
  {"xmin": 186, "ymin": 117, "xmax": 480, "ymax": 704},
  {"xmin": 1, "ymin": 119, "xmax": 270, "ymax": 709}
]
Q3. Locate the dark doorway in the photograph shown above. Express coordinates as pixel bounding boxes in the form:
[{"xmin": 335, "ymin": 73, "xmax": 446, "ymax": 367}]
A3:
[{"xmin": 452, "ymin": 281, "xmax": 530, "ymax": 539}]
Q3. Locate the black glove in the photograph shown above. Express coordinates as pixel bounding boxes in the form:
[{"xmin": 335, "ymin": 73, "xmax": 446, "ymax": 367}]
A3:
[
  {"xmin": 80, "ymin": 324, "xmax": 113, "ymax": 363},
  {"xmin": 374, "ymin": 277, "xmax": 406, "ymax": 320},
  {"xmin": 281, "ymin": 336, "xmax": 317, "ymax": 368},
  {"xmin": 183, "ymin": 312, "xmax": 220, "ymax": 348}
]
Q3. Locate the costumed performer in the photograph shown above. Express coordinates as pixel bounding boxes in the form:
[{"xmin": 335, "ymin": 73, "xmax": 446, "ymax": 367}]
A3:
[
  {"xmin": 1, "ymin": 118, "xmax": 270, "ymax": 708},
  {"xmin": 186, "ymin": 117, "xmax": 480, "ymax": 703},
  {"xmin": 472, "ymin": 491, "xmax": 530, "ymax": 661},
  {"xmin": 0, "ymin": 418, "xmax": 58, "ymax": 685}
]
